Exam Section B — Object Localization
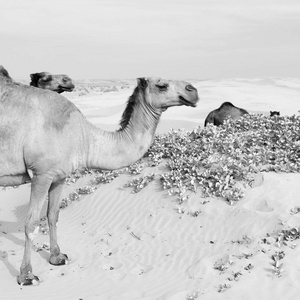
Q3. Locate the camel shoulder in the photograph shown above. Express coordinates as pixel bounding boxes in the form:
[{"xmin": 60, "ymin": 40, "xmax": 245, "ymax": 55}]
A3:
[{"xmin": 33, "ymin": 89, "xmax": 83, "ymax": 132}]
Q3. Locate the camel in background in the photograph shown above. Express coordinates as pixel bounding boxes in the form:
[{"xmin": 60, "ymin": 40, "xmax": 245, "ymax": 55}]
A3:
[
  {"xmin": 30, "ymin": 72, "xmax": 75, "ymax": 93},
  {"xmin": 0, "ymin": 66, "xmax": 199, "ymax": 285},
  {"xmin": 270, "ymin": 111, "xmax": 280, "ymax": 117},
  {"xmin": 204, "ymin": 102, "xmax": 249, "ymax": 127}
]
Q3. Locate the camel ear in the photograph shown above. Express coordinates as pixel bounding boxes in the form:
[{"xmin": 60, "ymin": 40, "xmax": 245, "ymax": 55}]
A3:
[
  {"xmin": 30, "ymin": 73, "xmax": 40, "ymax": 86},
  {"xmin": 137, "ymin": 78, "xmax": 148, "ymax": 89}
]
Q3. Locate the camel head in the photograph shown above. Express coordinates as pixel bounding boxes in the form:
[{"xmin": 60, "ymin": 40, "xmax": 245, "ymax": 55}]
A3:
[
  {"xmin": 270, "ymin": 111, "xmax": 280, "ymax": 117},
  {"xmin": 137, "ymin": 77, "xmax": 199, "ymax": 111},
  {"xmin": 30, "ymin": 72, "xmax": 75, "ymax": 93}
]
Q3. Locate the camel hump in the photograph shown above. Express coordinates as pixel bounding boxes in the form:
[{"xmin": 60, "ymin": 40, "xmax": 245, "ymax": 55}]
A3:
[
  {"xmin": 1, "ymin": 74, "xmax": 81, "ymax": 133},
  {"xmin": 219, "ymin": 102, "xmax": 248, "ymax": 114},
  {"xmin": 0, "ymin": 65, "xmax": 12, "ymax": 81},
  {"xmin": 204, "ymin": 102, "xmax": 249, "ymax": 127},
  {"xmin": 219, "ymin": 101, "xmax": 235, "ymax": 108},
  {"xmin": 219, "ymin": 102, "xmax": 247, "ymax": 111}
]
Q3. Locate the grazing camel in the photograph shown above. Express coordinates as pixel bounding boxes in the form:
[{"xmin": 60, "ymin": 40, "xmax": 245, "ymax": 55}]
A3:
[
  {"xmin": 204, "ymin": 102, "xmax": 249, "ymax": 127},
  {"xmin": 30, "ymin": 72, "xmax": 75, "ymax": 93},
  {"xmin": 270, "ymin": 111, "xmax": 280, "ymax": 117},
  {"xmin": 0, "ymin": 69, "xmax": 199, "ymax": 285}
]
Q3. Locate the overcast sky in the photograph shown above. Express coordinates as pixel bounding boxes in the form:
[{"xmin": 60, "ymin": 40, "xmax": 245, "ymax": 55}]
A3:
[{"xmin": 1, "ymin": 0, "xmax": 300, "ymax": 80}]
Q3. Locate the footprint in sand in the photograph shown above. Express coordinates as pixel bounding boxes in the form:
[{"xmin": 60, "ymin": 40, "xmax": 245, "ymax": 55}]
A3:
[
  {"xmin": 101, "ymin": 247, "xmax": 119, "ymax": 257},
  {"xmin": 130, "ymin": 263, "xmax": 153, "ymax": 275},
  {"xmin": 251, "ymin": 199, "xmax": 274, "ymax": 213},
  {"xmin": 102, "ymin": 261, "xmax": 122, "ymax": 271},
  {"xmin": 0, "ymin": 251, "xmax": 8, "ymax": 259},
  {"xmin": 103, "ymin": 261, "xmax": 127, "ymax": 280},
  {"xmin": 186, "ymin": 254, "xmax": 232, "ymax": 280},
  {"xmin": 248, "ymin": 172, "xmax": 264, "ymax": 188}
]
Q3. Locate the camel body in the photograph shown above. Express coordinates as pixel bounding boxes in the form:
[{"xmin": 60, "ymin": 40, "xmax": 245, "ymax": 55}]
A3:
[
  {"xmin": 0, "ymin": 82, "xmax": 87, "ymax": 186},
  {"xmin": 0, "ymin": 69, "xmax": 199, "ymax": 285},
  {"xmin": 204, "ymin": 101, "xmax": 248, "ymax": 126}
]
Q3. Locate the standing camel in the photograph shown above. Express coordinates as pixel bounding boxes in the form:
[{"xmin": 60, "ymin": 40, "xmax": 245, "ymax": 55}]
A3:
[
  {"xmin": 204, "ymin": 102, "xmax": 249, "ymax": 127},
  {"xmin": 0, "ymin": 68, "xmax": 199, "ymax": 285},
  {"xmin": 30, "ymin": 72, "xmax": 75, "ymax": 93}
]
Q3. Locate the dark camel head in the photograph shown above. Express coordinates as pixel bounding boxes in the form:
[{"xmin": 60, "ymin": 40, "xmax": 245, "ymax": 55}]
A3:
[
  {"xmin": 137, "ymin": 77, "xmax": 199, "ymax": 111},
  {"xmin": 270, "ymin": 111, "xmax": 280, "ymax": 117},
  {"xmin": 30, "ymin": 72, "xmax": 75, "ymax": 93}
]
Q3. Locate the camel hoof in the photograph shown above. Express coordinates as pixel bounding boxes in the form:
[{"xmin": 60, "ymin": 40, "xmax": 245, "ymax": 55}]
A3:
[
  {"xmin": 17, "ymin": 274, "xmax": 40, "ymax": 286},
  {"xmin": 49, "ymin": 253, "xmax": 68, "ymax": 266}
]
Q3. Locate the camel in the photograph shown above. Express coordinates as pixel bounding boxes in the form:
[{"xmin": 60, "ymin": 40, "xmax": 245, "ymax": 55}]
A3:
[
  {"xmin": 270, "ymin": 111, "xmax": 280, "ymax": 117},
  {"xmin": 30, "ymin": 72, "xmax": 75, "ymax": 93},
  {"xmin": 204, "ymin": 102, "xmax": 249, "ymax": 127},
  {"xmin": 0, "ymin": 69, "xmax": 199, "ymax": 285}
]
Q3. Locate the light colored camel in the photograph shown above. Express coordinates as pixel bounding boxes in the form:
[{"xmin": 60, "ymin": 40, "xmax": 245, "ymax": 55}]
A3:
[
  {"xmin": 204, "ymin": 102, "xmax": 249, "ymax": 126},
  {"xmin": 30, "ymin": 72, "xmax": 75, "ymax": 93},
  {"xmin": 0, "ymin": 68, "xmax": 199, "ymax": 285}
]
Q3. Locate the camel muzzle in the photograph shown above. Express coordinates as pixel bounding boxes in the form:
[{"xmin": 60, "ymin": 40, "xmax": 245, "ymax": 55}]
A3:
[
  {"xmin": 183, "ymin": 84, "xmax": 199, "ymax": 107},
  {"xmin": 185, "ymin": 84, "xmax": 197, "ymax": 92}
]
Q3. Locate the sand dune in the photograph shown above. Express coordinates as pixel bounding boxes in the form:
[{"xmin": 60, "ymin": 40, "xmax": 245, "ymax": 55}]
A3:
[{"xmin": 1, "ymin": 78, "xmax": 300, "ymax": 299}]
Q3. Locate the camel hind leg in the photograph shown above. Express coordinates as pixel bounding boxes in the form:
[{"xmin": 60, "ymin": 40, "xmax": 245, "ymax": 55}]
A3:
[
  {"xmin": 47, "ymin": 180, "xmax": 68, "ymax": 265},
  {"xmin": 17, "ymin": 174, "xmax": 52, "ymax": 286}
]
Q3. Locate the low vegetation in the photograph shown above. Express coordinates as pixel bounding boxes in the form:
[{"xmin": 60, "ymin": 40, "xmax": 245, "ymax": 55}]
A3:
[{"xmin": 61, "ymin": 113, "xmax": 300, "ymax": 208}]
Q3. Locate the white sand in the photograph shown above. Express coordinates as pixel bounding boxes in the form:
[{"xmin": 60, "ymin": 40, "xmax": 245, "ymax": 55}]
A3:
[{"xmin": 1, "ymin": 78, "xmax": 300, "ymax": 299}]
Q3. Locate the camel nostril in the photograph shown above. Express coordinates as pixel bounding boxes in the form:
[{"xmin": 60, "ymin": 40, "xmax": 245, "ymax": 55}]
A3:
[{"xmin": 185, "ymin": 85, "xmax": 196, "ymax": 92}]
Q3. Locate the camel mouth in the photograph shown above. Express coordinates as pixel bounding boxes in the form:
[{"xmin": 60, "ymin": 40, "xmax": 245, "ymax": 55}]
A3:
[
  {"xmin": 179, "ymin": 96, "xmax": 197, "ymax": 107},
  {"xmin": 58, "ymin": 85, "xmax": 75, "ymax": 92}
]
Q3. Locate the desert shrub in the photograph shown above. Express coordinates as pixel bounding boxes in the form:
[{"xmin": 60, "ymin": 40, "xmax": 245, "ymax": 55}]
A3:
[
  {"xmin": 62, "ymin": 113, "xmax": 300, "ymax": 207},
  {"xmin": 144, "ymin": 114, "xmax": 300, "ymax": 203},
  {"xmin": 60, "ymin": 185, "xmax": 96, "ymax": 209}
]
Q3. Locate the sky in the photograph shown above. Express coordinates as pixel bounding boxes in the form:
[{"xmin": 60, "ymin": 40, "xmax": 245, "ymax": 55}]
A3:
[{"xmin": 1, "ymin": 0, "xmax": 300, "ymax": 80}]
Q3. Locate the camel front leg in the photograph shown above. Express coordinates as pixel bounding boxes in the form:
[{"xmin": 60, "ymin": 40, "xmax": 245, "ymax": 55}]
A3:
[
  {"xmin": 18, "ymin": 175, "xmax": 52, "ymax": 286},
  {"xmin": 47, "ymin": 180, "xmax": 68, "ymax": 265}
]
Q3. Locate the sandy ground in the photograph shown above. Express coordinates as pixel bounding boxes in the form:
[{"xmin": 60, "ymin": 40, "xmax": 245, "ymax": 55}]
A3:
[{"xmin": 1, "ymin": 78, "xmax": 300, "ymax": 299}]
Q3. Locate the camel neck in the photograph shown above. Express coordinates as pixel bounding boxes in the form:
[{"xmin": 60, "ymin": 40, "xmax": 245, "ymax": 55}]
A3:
[{"xmin": 85, "ymin": 100, "xmax": 162, "ymax": 170}]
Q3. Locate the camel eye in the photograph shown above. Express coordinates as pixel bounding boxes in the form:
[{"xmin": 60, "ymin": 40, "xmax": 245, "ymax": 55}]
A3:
[
  {"xmin": 42, "ymin": 75, "xmax": 52, "ymax": 82},
  {"xmin": 156, "ymin": 84, "xmax": 168, "ymax": 92}
]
